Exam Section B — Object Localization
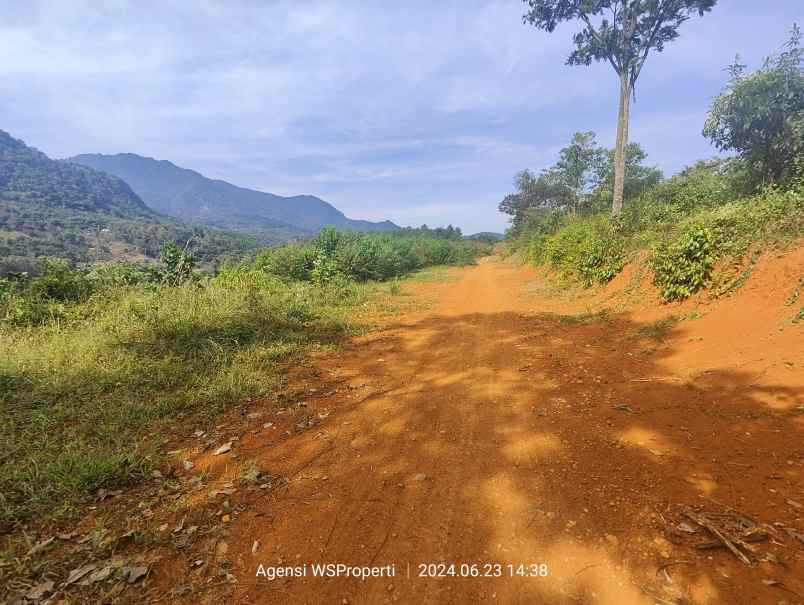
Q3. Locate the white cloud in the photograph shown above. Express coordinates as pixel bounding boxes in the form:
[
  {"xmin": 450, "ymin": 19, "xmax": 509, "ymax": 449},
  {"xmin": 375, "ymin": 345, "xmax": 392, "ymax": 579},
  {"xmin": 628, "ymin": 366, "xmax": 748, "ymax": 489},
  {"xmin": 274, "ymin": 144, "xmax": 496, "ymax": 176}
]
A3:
[{"xmin": 1, "ymin": 0, "xmax": 801, "ymax": 232}]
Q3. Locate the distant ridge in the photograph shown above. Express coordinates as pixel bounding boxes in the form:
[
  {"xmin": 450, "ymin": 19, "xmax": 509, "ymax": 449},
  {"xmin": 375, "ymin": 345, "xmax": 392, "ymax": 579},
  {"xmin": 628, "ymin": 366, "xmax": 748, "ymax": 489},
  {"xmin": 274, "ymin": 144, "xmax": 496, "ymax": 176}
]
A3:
[
  {"xmin": 68, "ymin": 153, "xmax": 399, "ymax": 238},
  {"xmin": 0, "ymin": 129, "xmax": 258, "ymax": 272},
  {"xmin": 1, "ymin": 131, "xmax": 152, "ymax": 219}
]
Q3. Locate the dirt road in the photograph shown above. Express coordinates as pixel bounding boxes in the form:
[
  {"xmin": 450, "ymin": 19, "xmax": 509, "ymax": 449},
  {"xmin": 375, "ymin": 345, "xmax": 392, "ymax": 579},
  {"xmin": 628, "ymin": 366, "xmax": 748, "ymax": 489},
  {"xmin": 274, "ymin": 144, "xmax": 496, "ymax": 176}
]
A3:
[{"xmin": 163, "ymin": 255, "xmax": 804, "ymax": 605}]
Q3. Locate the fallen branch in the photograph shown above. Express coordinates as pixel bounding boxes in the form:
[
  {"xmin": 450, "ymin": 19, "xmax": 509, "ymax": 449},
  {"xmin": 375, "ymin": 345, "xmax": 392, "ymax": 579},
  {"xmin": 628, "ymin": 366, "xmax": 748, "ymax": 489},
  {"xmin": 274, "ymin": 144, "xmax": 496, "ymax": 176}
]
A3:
[{"xmin": 683, "ymin": 510, "xmax": 753, "ymax": 566}]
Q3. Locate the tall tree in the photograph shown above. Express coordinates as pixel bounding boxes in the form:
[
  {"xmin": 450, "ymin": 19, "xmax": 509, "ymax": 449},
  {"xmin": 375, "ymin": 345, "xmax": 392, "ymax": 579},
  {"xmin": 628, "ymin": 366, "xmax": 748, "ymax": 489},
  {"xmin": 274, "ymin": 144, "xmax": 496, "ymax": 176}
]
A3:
[{"xmin": 522, "ymin": 0, "xmax": 717, "ymax": 217}]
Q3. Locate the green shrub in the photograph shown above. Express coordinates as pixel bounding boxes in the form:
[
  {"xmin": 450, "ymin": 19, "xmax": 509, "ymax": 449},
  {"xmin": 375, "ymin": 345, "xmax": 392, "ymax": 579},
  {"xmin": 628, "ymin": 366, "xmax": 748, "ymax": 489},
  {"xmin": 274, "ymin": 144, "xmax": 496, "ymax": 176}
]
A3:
[
  {"xmin": 255, "ymin": 228, "xmax": 486, "ymax": 284},
  {"xmin": 253, "ymin": 244, "xmax": 316, "ymax": 281},
  {"xmin": 159, "ymin": 241, "xmax": 196, "ymax": 286},
  {"xmin": 0, "ymin": 258, "xmax": 96, "ymax": 325},
  {"xmin": 311, "ymin": 250, "xmax": 342, "ymax": 284},
  {"xmin": 512, "ymin": 156, "xmax": 803, "ymax": 299},
  {"xmin": 539, "ymin": 216, "xmax": 625, "ymax": 285},
  {"xmin": 651, "ymin": 226, "xmax": 715, "ymax": 301}
]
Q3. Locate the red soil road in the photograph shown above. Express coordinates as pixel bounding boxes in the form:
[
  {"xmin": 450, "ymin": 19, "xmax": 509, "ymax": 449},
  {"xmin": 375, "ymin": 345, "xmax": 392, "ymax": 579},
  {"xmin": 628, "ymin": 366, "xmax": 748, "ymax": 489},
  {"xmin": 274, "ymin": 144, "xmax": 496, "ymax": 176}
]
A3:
[{"xmin": 165, "ymin": 254, "xmax": 804, "ymax": 605}]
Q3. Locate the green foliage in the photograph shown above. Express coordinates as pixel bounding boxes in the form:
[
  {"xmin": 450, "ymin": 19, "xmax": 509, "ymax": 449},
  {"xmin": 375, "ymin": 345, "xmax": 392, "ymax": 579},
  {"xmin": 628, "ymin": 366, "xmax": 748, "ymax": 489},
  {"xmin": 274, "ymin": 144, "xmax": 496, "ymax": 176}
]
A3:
[
  {"xmin": 535, "ymin": 215, "xmax": 625, "ymax": 285},
  {"xmin": 589, "ymin": 143, "xmax": 664, "ymax": 209},
  {"xmin": 310, "ymin": 251, "xmax": 342, "ymax": 285},
  {"xmin": 513, "ymin": 152, "xmax": 804, "ymax": 301},
  {"xmin": 651, "ymin": 226, "xmax": 715, "ymax": 300},
  {"xmin": 0, "ymin": 199, "xmax": 260, "ymax": 271},
  {"xmin": 0, "ymin": 258, "xmax": 95, "ymax": 325},
  {"xmin": 253, "ymin": 244, "xmax": 315, "ymax": 281},
  {"xmin": 256, "ymin": 227, "xmax": 487, "ymax": 284},
  {"xmin": 499, "ymin": 169, "xmax": 573, "ymax": 237},
  {"xmin": 0, "ymin": 264, "xmax": 373, "ymax": 525},
  {"xmin": 552, "ymin": 131, "xmax": 607, "ymax": 213},
  {"xmin": 499, "ymin": 132, "xmax": 662, "ymax": 235},
  {"xmin": 615, "ymin": 158, "xmax": 750, "ymax": 243},
  {"xmin": 0, "ymin": 130, "xmax": 150, "ymax": 217},
  {"xmin": 159, "ymin": 241, "xmax": 196, "ymax": 286},
  {"xmin": 398, "ymin": 224, "xmax": 463, "ymax": 239},
  {"xmin": 703, "ymin": 26, "xmax": 804, "ymax": 188},
  {"xmin": 522, "ymin": 1, "xmax": 717, "ymax": 79}
]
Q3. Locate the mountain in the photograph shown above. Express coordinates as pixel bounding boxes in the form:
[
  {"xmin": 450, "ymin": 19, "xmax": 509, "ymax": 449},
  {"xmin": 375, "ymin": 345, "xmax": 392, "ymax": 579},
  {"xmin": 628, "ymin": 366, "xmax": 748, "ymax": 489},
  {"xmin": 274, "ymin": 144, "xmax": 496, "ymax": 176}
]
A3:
[
  {"xmin": 0, "ymin": 130, "xmax": 257, "ymax": 273},
  {"xmin": 1, "ymin": 131, "xmax": 153, "ymax": 219},
  {"xmin": 67, "ymin": 153, "xmax": 399, "ymax": 238}
]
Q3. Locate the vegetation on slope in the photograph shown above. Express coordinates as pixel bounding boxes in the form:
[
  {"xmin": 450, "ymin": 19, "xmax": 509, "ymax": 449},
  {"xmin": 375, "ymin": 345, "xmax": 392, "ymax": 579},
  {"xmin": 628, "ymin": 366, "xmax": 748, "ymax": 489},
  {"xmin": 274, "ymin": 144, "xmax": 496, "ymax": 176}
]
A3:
[
  {"xmin": 512, "ymin": 162, "xmax": 803, "ymax": 300},
  {"xmin": 0, "ymin": 130, "xmax": 264, "ymax": 273},
  {"xmin": 503, "ymin": 29, "xmax": 804, "ymax": 301},
  {"xmin": 68, "ymin": 152, "xmax": 399, "ymax": 239},
  {"xmin": 0, "ymin": 230, "xmax": 488, "ymax": 526}
]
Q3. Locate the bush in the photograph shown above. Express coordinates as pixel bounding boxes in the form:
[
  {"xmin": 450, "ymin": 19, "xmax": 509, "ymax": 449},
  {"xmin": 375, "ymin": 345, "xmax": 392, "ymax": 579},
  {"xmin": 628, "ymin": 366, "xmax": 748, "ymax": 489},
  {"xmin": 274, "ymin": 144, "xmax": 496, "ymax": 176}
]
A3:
[
  {"xmin": 0, "ymin": 258, "xmax": 97, "ymax": 325},
  {"xmin": 253, "ymin": 244, "xmax": 316, "ymax": 281},
  {"xmin": 512, "ymin": 156, "xmax": 803, "ymax": 300},
  {"xmin": 703, "ymin": 28, "xmax": 804, "ymax": 188},
  {"xmin": 533, "ymin": 216, "xmax": 625, "ymax": 285},
  {"xmin": 159, "ymin": 241, "xmax": 196, "ymax": 286},
  {"xmin": 651, "ymin": 226, "xmax": 715, "ymax": 301}
]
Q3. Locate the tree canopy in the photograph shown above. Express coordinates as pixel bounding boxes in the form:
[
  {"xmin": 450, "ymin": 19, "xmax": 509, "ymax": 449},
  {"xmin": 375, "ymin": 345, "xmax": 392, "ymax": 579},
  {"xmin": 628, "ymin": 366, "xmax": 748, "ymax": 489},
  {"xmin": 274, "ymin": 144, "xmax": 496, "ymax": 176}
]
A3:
[
  {"xmin": 522, "ymin": 0, "xmax": 716, "ymax": 89},
  {"xmin": 703, "ymin": 25, "xmax": 804, "ymax": 188},
  {"xmin": 522, "ymin": 0, "xmax": 717, "ymax": 216},
  {"xmin": 499, "ymin": 132, "xmax": 662, "ymax": 234}
]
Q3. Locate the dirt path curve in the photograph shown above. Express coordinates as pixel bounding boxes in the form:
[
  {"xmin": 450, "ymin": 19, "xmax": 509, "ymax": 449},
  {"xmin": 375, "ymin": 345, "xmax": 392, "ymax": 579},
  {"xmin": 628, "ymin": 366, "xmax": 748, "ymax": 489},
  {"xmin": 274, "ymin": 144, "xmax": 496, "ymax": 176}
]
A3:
[{"xmin": 171, "ymin": 255, "xmax": 803, "ymax": 605}]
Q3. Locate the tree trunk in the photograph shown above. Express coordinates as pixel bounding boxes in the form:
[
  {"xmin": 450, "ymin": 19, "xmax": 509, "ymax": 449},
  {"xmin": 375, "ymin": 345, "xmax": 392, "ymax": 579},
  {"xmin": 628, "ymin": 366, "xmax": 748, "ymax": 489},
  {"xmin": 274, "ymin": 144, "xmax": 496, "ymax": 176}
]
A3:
[{"xmin": 612, "ymin": 71, "xmax": 631, "ymax": 218}]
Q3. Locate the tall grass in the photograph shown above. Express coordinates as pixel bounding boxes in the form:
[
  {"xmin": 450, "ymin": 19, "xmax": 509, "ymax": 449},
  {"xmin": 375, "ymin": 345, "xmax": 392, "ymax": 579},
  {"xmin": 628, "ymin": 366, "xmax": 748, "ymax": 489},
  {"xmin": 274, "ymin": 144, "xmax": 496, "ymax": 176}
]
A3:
[{"xmin": 0, "ymin": 269, "xmax": 362, "ymax": 525}]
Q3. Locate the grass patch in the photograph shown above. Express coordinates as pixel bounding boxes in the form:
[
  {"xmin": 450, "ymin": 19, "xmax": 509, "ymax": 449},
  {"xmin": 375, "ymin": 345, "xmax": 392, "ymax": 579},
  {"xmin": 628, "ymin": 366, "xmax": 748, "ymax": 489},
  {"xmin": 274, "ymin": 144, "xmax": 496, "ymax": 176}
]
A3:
[
  {"xmin": 0, "ymin": 269, "xmax": 376, "ymax": 527},
  {"xmin": 406, "ymin": 266, "xmax": 462, "ymax": 283},
  {"xmin": 633, "ymin": 315, "xmax": 680, "ymax": 342},
  {"xmin": 555, "ymin": 309, "xmax": 613, "ymax": 325}
]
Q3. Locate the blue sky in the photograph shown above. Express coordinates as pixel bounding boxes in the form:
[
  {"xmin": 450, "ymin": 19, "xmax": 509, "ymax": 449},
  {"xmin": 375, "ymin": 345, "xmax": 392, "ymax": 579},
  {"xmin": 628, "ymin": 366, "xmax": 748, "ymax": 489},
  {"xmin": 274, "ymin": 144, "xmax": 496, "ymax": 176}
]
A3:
[{"xmin": 1, "ymin": 1, "xmax": 801, "ymax": 233}]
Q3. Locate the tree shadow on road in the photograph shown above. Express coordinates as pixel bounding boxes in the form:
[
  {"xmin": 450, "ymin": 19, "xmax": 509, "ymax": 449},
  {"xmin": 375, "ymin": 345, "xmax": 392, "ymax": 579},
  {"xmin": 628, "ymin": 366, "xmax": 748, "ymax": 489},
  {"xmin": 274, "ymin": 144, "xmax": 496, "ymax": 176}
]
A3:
[{"xmin": 219, "ymin": 309, "xmax": 803, "ymax": 605}]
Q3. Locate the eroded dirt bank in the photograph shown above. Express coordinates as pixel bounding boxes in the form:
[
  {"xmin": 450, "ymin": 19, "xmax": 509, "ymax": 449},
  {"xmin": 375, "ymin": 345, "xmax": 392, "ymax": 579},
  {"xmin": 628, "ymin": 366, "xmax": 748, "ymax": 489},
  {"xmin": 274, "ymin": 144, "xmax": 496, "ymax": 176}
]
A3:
[{"xmin": 139, "ymin": 253, "xmax": 803, "ymax": 605}]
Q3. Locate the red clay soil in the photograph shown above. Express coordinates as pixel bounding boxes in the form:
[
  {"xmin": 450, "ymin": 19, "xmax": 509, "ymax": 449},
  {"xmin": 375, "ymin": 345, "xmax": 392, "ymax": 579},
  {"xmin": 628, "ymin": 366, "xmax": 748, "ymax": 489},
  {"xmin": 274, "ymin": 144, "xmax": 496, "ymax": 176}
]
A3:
[{"xmin": 146, "ymin": 252, "xmax": 803, "ymax": 605}]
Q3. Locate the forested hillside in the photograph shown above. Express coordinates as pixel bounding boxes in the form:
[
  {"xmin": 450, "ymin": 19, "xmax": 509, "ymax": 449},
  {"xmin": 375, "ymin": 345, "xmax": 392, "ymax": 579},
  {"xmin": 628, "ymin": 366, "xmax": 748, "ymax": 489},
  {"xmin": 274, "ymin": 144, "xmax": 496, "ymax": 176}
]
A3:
[
  {"xmin": 0, "ymin": 131, "xmax": 259, "ymax": 273},
  {"xmin": 69, "ymin": 153, "xmax": 399, "ymax": 239},
  {"xmin": 1, "ymin": 130, "xmax": 151, "ymax": 217}
]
